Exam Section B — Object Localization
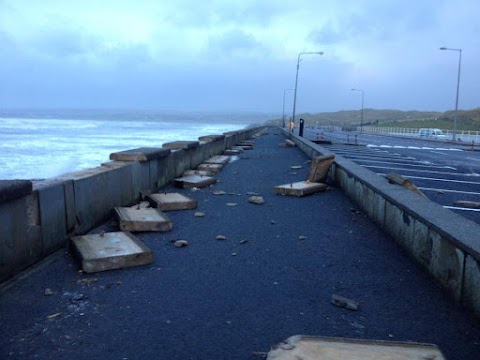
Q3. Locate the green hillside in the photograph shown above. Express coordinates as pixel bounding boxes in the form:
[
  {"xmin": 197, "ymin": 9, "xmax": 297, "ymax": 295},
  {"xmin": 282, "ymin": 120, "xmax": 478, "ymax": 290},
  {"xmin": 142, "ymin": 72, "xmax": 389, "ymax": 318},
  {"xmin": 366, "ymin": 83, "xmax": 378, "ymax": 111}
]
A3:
[{"xmin": 269, "ymin": 108, "xmax": 480, "ymax": 131}]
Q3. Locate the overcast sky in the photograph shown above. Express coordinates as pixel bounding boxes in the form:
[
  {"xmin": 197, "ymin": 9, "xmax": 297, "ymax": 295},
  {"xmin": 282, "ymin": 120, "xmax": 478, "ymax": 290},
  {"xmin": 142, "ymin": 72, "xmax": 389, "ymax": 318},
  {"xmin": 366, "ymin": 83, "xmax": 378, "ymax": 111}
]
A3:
[{"xmin": 0, "ymin": 0, "xmax": 479, "ymax": 114}]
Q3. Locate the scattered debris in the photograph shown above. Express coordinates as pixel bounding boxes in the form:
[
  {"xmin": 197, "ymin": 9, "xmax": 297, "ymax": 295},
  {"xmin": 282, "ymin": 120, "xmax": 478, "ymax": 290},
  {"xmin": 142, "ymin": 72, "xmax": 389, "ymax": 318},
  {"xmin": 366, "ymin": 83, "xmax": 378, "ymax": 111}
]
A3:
[
  {"xmin": 216, "ymin": 235, "xmax": 227, "ymax": 240},
  {"xmin": 191, "ymin": 187, "xmax": 201, "ymax": 192},
  {"xmin": 386, "ymin": 172, "xmax": 426, "ymax": 197},
  {"xmin": 194, "ymin": 212, "xmax": 205, "ymax": 217},
  {"xmin": 231, "ymin": 252, "xmax": 237, "ymax": 256},
  {"xmin": 76, "ymin": 278, "xmax": 98, "ymax": 286},
  {"xmin": 298, "ymin": 235, "xmax": 308, "ymax": 240},
  {"xmin": 271, "ymin": 219, "xmax": 276, "ymax": 225},
  {"xmin": 174, "ymin": 240, "xmax": 189, "ymax": 248},
  {"xmin": 239, "ymin": 239, "xmax": 249, "ymax": 244},
  {"xmin": 331, "ymin": 294, "xmax": 359, "ymax": 311},
  {"xmin": 44, "ymin": 288, "xmax": 55, "ymax": 296},
  {"xmin": 290, "ymin": 165, "xmax": 303, "ymax": 169},
  {"xmin": 248, "ymin": 196, "xmax": 265, "ymax": 205},
  {"xmin": 212, "ymin": 190, "xmax": 227, "ymax": 195},
  {"xmin": 129, "ymin": 201, "xmax": 150, "ymax": 209},
  {"xmin": 453, "ymin": 200, "xmax": 480, "ymax": 209},
  {"xmin": 114, "ymin": 207, "xmax": 173, "ymax": 232},
  {"xmin": 46, "ymin": 312, "xmax": 62, "ymax": 319},
  {"xmin": 198, "ymin": 163, "xmax": 224, "ymax": 173},
  {"xmin": 246, "ymin": 191, "xmax": 260, "ymax": 196},
  {"xmin": 226, "ymin": 202, "xmax": 238, "ymax": 207},
  {"xmin": 307, "ymin": 154, "xmax": 335, "ymax": 182}
]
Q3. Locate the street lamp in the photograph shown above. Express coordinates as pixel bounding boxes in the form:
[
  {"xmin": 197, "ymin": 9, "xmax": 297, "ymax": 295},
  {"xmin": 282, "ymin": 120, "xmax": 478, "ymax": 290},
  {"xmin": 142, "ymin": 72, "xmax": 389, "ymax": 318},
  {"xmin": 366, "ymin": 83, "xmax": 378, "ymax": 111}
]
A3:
[
  {"xmin": 291, "ymin": 51, "xmax": 323, "ymax": 133},
  {"xmin": 351, "ymin": 88, "xmax": 364, "ymax": 132},
  {"xmin": 282, "ymin": 89, "xmax": 294, "ymax": 128},
  {"xmin": 439, "ymin": 47, "xmax": 462, "ymax": 141}
]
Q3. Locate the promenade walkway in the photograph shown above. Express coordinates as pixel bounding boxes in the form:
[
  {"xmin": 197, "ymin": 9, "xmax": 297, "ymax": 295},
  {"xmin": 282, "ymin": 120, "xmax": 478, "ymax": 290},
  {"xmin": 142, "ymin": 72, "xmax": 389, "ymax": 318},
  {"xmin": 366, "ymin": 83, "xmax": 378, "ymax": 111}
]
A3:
[{"xmin": 1, "ymin": 128, "xmax": 479, "ymax": 359}]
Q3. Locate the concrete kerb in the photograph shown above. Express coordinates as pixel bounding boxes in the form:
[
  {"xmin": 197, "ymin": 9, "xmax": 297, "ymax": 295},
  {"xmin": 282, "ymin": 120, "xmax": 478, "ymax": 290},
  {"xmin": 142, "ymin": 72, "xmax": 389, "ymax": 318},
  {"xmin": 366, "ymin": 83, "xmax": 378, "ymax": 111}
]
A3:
[{"xmin": 282, "ymin": 127, "xmax": 480, "ymax": 315}]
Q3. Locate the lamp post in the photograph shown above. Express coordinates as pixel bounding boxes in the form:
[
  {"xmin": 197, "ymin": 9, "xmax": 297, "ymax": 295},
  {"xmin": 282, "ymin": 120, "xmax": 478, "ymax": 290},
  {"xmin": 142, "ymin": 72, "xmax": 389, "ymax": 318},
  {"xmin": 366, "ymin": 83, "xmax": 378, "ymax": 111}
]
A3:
[
  {"xmin": 440, "ymin": 47, "xmax": 462, "ymax": 141},
  {"xmin": 282, "ymin": 89, "xmax": 294, "ymax": 129},
  {"xmin": 291, "ymin": 51, "xmax": 323, "ymax": 133},
  {"xmin": 351, "ymin": 88, "xmax": 364, "ymax": 132}
]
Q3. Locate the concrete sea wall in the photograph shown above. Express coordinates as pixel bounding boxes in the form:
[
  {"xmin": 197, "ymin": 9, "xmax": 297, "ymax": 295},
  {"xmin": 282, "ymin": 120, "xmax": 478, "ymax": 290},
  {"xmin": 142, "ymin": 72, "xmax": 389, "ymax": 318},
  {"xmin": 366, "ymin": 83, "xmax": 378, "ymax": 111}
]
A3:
[
  {"xmin": 283, "ymin": 129, "xmax": 480, "ymax": 316},
  {"xmin": 0, "ymin": 127, "xmax": 264, "ymax": 283}
]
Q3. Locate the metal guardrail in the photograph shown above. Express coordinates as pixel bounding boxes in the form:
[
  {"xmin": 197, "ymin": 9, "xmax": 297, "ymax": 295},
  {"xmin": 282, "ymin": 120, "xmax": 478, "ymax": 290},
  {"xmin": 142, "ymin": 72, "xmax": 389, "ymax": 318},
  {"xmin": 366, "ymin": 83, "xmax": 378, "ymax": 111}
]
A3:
[{"xmin": 361, "ymin": 126, "xmax": 480, "ymax": 143}]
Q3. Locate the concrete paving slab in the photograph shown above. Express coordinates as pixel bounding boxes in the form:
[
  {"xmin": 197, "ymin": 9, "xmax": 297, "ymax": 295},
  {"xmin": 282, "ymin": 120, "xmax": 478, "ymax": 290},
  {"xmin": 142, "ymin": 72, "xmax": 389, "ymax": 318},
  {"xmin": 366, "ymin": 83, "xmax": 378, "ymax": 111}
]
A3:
[
  {"xmin": 114, "ymin": 207, "xmax": 173, "ymax": 232},
  {"xmin": 274, "ymin": 181, "xmax": 328, "ymax": 196},
  {"xmin": 146, "ymin": 192, "xmax": 198, "ymax": 211},
  {"xmin": 72, "ymin": 231, "xmax": 153, "ymax": 273},
  {"xmin": 173, "ymin": 175, "xmax": 217, "ymax": 189},
  {"xmin": 203, "ymin": 155, "xmax": 230, "ymax": 165},
  {"xmin": 197, "ymin": 163, "xmax": 224, "ymax": 173}
]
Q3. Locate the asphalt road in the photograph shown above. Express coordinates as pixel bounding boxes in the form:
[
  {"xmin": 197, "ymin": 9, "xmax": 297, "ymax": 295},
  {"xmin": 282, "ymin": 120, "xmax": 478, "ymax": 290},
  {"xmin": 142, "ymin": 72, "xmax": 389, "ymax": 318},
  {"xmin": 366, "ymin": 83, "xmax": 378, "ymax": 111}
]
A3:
[
  {"xmin": 1, "ymin": 130, "xmax": 479, "ymax": 359},
  {"xmin": 305, "ymin": 129, "xmax": 480, "ymax": 224}
]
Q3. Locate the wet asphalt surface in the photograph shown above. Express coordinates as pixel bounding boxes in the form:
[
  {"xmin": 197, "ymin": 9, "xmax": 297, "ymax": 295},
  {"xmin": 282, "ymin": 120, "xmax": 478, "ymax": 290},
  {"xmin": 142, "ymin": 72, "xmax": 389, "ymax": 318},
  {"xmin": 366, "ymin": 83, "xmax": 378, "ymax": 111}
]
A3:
[{"xmin": 1, "ymin": 130, "xmax": 480, "ymax": 359}]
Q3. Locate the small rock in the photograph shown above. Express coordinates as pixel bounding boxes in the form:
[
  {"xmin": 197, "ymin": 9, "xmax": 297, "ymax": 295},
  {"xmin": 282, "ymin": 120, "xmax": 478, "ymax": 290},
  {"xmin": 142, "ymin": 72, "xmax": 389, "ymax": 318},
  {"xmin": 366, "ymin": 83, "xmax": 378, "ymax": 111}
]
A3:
[
  {"xmin": 331, "ymin": 294, "xmax": 359, "ymax": 311},
  {"xmin": 194, "ymin": 212, "xmax": 205, "ymax": 217},
  {"xmin": 174, "ymin": 240, "xmax": 189, "ymax": 248},
  {"xmin": 298, "ymin": 235, "xmax": 308, "ymax": 240},
  {"xmin": 231, "ymin": 252, "xmax": 237, "ymax": 256},
  {"xmin": 271, "ymin": 219, "xmax": 276, "ymax": 225},
  {"xmin": 248, "ymin": 196, "xmax": 265, "ymax": 205},
  {"xmin": 216, "ymin": 235, "xmax": 227, "ymax": 240},
  {"xmin": 212, "ymin": 190, "xmax": 226, "ymax": 195},
  {"xmin": 291, "ymin": 165, "xmax": 303, "ymax": 169},
  {"xmin": 239, "ymin": 239, "xmax": 248, "ymax": 244},
  {"xmin": 246, "ymin": 192, "xmax": 260, "ymax": 196},
  {"xmin": 226, "ymin": 202, "xmax": 237, "ymax": 206},
  {"xmin": 191, "ymin": 187, "xmax": 200, "ymax": 192},
  {"xmin": 44, "ymin": 288, "xmax": 55, "ymax": 296}
]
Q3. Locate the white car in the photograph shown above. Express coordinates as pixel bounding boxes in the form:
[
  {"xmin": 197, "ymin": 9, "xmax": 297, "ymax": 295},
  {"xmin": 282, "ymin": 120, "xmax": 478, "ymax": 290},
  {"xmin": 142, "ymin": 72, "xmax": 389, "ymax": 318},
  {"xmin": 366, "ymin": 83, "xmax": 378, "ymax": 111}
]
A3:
[{"xmin": 418, "ymin": 128, "xmax": 447, "ymax": 139}]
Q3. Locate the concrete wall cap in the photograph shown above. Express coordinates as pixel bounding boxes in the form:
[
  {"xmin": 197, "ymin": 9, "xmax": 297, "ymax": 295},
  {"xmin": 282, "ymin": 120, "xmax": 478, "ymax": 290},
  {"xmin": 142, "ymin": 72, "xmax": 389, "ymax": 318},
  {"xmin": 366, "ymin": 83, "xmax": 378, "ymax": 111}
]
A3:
[
  {"xmin": 162, "ymin": 141, "xmax": 199, "ymax": 150},
  {"xmin": 0, "ymin": 180, "xmax": 33, "ymax": 203},
  {"xmin": 109, "ymin": 147, "xmax": 171, "ymax": 162}
]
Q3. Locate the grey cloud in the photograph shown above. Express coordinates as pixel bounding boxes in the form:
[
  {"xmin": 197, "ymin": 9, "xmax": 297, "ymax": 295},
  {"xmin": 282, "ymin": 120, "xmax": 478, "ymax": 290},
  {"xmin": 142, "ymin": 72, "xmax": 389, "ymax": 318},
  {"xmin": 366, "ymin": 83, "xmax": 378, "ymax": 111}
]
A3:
[{"xmin": 207, "ymin": 29, "xmax": 265, "ymax": 57}]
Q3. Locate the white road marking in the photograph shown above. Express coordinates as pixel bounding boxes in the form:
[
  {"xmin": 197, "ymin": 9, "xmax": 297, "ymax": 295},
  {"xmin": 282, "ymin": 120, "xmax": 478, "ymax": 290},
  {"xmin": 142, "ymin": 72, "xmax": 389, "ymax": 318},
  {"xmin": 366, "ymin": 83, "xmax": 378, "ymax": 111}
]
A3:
[
  {"xmin": 376, "ymin": 173, "xmax": 480, "ymax": 185},
  {"xmin": 364, "ymin": 165, "xmax": 461, "ymax": 176},
  {"xmin": 353, "ymin": 159, "xmax": 456, "ymax": 170},
  {"xmin": 466, "ymin": 157, "xmax": 480, "ymax": 162},
  {"xmin": 419, "ymin": 187, "xmax": 480, "ymax": 196},
  {"xmin": 367, "ymin": 144, "xmax": 463, "ymax": 152},
  {"xmin": 443, "ymin": 206, "xmax": 480, "ymax": 212}
]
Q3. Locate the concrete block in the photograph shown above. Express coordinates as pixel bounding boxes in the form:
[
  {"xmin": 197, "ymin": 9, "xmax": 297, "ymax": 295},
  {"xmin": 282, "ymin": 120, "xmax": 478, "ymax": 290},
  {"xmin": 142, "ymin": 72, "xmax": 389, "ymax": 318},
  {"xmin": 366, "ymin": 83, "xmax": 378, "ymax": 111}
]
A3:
[
  {"xmin": 64, "ymin": 180, "xmax": 76, "ymax": 233},
  {"xmin": 173, "ymin": 175, "xmax": 217, "ymax": 189},
  {"xmin": 371, "ymin": 191, "xmax": 386, "ymax": 227},
  {"xmin": 429, "ymin": 231, "xmax": 465, "ymax": 300},
  {"xmin": 274, "ymin": 181, "xmax": 328, "ymax": 196},
  {"xmin": 187, "ymin": 144, "xmax": 207, "ymax": 169},
  {"xmin": 0, "ymin": 180, "xmax": 32, "ymax": 204},
  {"xmin": 37, "ymin": 183, "xmax": 68, "ymax": 252},
  {"xmin": 198, "ymin": 134, "xmax": 225, "ymax": 142},
  {"xmin": 109, "ymin": 147, "xmax": 170, "ymax": 162},
  {"xmin": 464, "ymin": 255, "xmax": 480, "ymax": 316},
  {"xmin": 114, "ymin": 207, "xmax": 173, "ymax": 232},
  {"xmin": 384, "ymin": 201, "xmax": 414, "ymax": 249},
  {"xmin": 147, "ymin": 193, "xmax": 197, "ymax": 211},
  {"xmin": 148, "ymin": 156, "xmax": 169, "ymax": 191},
  {"xmin": 162, "ymin": 141, "xmax": 199, "ymax": 150},
  {"xmin": 72, "ymin": 231, "xmax": 153, "ymax": 273}
]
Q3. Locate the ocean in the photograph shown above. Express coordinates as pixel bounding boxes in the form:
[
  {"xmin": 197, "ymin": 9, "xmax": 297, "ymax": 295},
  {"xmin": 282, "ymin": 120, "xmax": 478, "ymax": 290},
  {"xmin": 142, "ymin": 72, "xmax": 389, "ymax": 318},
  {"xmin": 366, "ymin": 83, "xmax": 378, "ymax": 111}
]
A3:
[{"xmin": 0, "ymin": 109, "xmax": 273, "ymax": 180}]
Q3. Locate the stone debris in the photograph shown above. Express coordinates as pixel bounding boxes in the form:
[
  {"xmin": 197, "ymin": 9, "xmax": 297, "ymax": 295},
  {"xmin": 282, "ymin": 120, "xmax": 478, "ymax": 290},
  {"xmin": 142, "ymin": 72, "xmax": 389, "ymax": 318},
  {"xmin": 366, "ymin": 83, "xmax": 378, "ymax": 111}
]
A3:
[
  {"xmin": 174, "ymin": 240, "xmax": 189, "ymax": 248},
  {"xmin": 226, "ymin": 202, "xmax": 238, "ymax": 207},
  {"xmin": 248, "ymin": 196, "xmax": 265, "ymax": 205},
  {"xmin": 212, "ymin": 190, "xmax": 226, "ymax": 195},
  {"xmin": 331, "ymin": 294, "xmax": 359, "ymax": 311},
  {"xmin": 44, "ymin": 288, "xmax": 55, "ymax": 296},
  {"xmin": 307, "ymin": 154, "xmax": 335, "ymax": 183},
  {"xmin": 216, "ymin": 235, "xmax": 227, "ymax": 240},
  {"xmin": 191, "ymin": 187, "xmax": 200, "ymax": 192},
  {"xmin": 194, "ymin": 212, "xmax": 205, "ymax": 217},
  {"xmin": 291, "ymin": 165, "xmax": 303, "ymax": 169},
  {"xmin": 298, "ymin": 235, "xmax": 307, "ymax": 240},
  {"xmin": 231, "ymin": 252, "xmax": 237, "ymax": 256},
  {"xmin": 47, "ymin": 312, "xmax": 62, "ymax": 319},
  {"xmin": 453, "ymin": 200, "xmax": 480, "ymax": 209},
  {"xmin": 246, "ymin": 191, "xmax": 260, "ymax": 196},
  {"xmin": 271, "ymin": 220, "xmax": 276, "ymax": 225},
  {"xmin": 239, "ymin": 239, "xmax": 249, "ymax": 244}
]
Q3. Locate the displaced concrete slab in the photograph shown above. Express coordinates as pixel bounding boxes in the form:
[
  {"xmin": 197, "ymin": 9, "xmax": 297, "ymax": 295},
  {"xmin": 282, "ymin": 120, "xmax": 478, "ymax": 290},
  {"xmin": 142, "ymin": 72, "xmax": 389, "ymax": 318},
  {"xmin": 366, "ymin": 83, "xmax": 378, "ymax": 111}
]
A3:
[
  {"xmin": 183, "ymin": 169, "xmax": 213, "ymax": 177},
  {"xmin": 198, "ymin": 163, "xmax": 224, "ymax": 173},
  {"xmin": 231, "ymin": 146, "xmax": 245, "ymax": 152},
  {"xmin": 109, "ymin": 148, "xmax": 171, "ymax": 162},
  {"xmin": 173, "ymin": 175, "xmax": 217, "ymax": 189},
  {"xmin": 72, "ymin": 231, "xmax": 153, "ymax": 273},
  {"xmin": 203, "ymin": 155, "xmax": 230, "ymax": 165},
  {"xmin": 147, "ymin": 192, "xmax": 198, "ymax": 211},
  {"xmin": 275, "ymin": 181, "xmax": 328, "ymax": 197},
  {"xmin": 266, "ymin": 335, "xmax": 446, "ymax": 360},
  {"xmin": 224, "ymin": 149, "xmax": 242, "ymax": 155},
  {"xmin": 198, "ymin": 134, "xmax": 226, "ymax": 142},
  {"xmin": 162, "ymin": 141, "xmax": 199, "ymax": 150},
  {"xmin": 238, "ymin": 145, "xmax": 254, "ymax": 150},
  {"xmin": 238, "ymin": 140, "xmax": 255, "ymax": 146},
  {"xmin": 0, "ymin": 180, "xmax": 32, "ymax": 203},
  {"xmin": 307, "ymin": 154, "xmax": 335, "ymax": 183},
  {"xmin": 114, "ymin": 207, "xmax": 173, "ymax": 232}
]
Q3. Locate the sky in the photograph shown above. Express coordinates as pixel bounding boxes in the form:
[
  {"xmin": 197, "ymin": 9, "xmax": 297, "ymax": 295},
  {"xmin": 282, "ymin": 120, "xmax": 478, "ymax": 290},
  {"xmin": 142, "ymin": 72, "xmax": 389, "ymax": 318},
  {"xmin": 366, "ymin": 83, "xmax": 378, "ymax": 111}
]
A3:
[{"xmin": 0, "ymin": 0, "xmax": 479, "ymax": 114}]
